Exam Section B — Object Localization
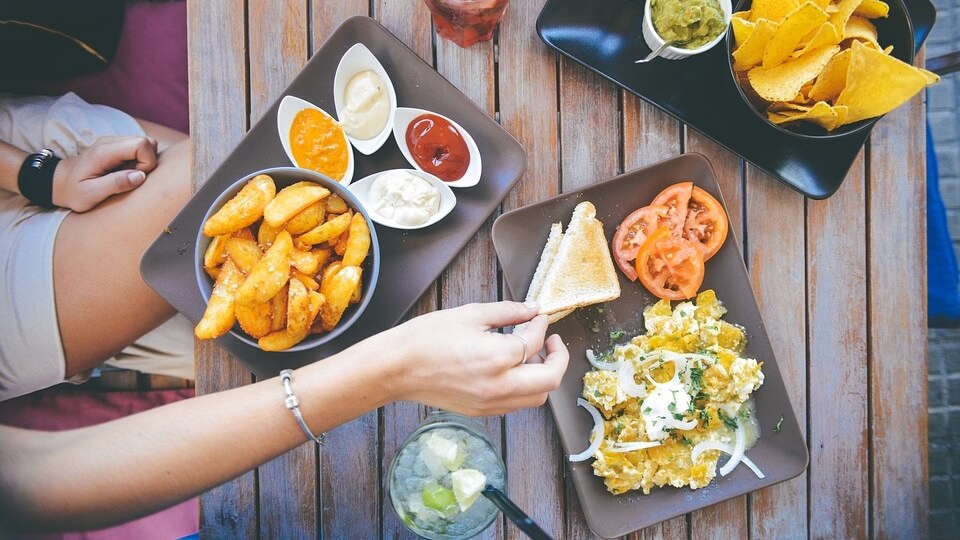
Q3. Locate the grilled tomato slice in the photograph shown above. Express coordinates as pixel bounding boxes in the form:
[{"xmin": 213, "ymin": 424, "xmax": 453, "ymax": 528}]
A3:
[{"xmin": 635, "ymin": 226, "xmax": 705, "ymax": 300}]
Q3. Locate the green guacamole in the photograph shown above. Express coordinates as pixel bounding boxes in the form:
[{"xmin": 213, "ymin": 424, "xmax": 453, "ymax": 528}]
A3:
[{"xmin": 651, "ymin": 0, "xmax": 726, "ymax": 50}]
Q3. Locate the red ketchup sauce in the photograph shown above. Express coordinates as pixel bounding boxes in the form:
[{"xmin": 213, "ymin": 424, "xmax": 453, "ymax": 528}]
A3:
[{"xmin": 404, "ymin": 113, "xmax": 470, "ymax": 182}]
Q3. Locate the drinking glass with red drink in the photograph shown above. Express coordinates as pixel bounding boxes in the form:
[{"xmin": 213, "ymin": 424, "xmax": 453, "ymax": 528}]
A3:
[{"xmin": 423, "ymin": 0, "xmax": 510, "ymax": 48}]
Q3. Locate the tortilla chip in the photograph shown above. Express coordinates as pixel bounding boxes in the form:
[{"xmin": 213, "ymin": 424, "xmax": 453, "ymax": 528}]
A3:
[
  {"xmin": 733, "ymin": 19, "xmax": 779, "ymax": 71},
  {"xmin": 835, "ymin": 41, "xmax": 938, "ymax": 124},
  {"xmin": 844, "ymin": 16, "xmax": 879, "ymax": 48},
  {"xmin": 854, "ymin": 0, "xmax": 890, "ymax": 19},
  {"xmin": 793, "ymin": 22, "xmax": 841, "ymax": 58},
  {"xmin": 732, "ymin": 16, "xmax": 756, "ymax": 47},
  {"xmin": 762, "ymin": 2, "xmax": 830, "ymax": 69},
  {"xmin": 750, "ymin": 44, "xmax": 840, "ymax": 102},
  {"xmin": 768, "ymin": 101, "xmax": 847, "ymax": 130},
  {"xmin": 829, "ymin": 0, "xmax": 864, "ymax": 35},
  {"xmin": 750, "ymin": 0, "xmax": 799, "ymax": 23},
  {"xmin": 808, "ymin": 48, "xmax": 852, "ymax": 102}
]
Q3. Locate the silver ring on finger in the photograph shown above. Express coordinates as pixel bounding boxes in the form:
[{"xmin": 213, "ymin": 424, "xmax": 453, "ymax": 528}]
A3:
[{"xmin": 514, "ymin": 333, "xmax": 528, "ymax": 366}]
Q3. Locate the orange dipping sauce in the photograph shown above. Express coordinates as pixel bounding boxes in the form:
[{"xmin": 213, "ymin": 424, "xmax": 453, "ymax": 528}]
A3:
[{"xmin": 289, "ymin": 108, "xmax": 349, "ymax": 181}]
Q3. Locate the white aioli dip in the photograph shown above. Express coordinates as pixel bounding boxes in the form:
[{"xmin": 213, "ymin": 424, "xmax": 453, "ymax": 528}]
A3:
[
  {"xmin": 369, "ymin": 170, "xmax": 440, "ymax": 226},
  {"xmin": 340, "ymin": 70, "xmax": 389, "ymax": 139}
]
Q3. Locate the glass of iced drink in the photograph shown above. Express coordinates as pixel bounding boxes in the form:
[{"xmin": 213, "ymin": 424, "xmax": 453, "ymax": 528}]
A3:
[
  {"xmin": 422, "ymin": 0, "xmax": 511, "ymax": 48},
  {"xmin": 387, "ymin": 411, "xmax": 506, "ymax": 539}
]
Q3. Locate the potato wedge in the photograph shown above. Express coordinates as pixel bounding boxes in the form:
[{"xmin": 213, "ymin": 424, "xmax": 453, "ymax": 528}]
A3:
[
  {"xmin": 286, "ymin": 278, "xmax": 311, "ymax": 337},
  {"xmin": 270, "ymin": 283, "xmax": 288, "ymax": 332},
  {"xmin": 226, "ymin": 237, "xmax": 263, "ymax": 274},
  {"xmin": 235, "ymin": 300, "xmax": 273, "ymax": 339},
  {"xmin": 341, "ymin": 213, "xmax": 370, "ymax": 266},
  {"xmin": 311, "ymin": 248, "xmax": 332, "ymax": 270},
  {"xmin": 203, "ymin": 233, "xmax": 231, "ymax": 270},
  {"xmin": 235, "ymin": 227, "xmax": 256, "ymax": 241},
  {"xmin": 292, "ymin": 270, "xmax": 320, "ymax": 291},
  {"xmin": 295, "ymin": 210, "xmax": 352, "ymax": 246},
  {"xmin": 263, "ymin": 182, "xmax": 331, "ymax": 228},
  {"xmin": 285, "ymin": 200, "xmax": 327, "ymax": 235},
  {"xmin": 333, "ymin": 232, "xmax": 349, "ymax": 256},
  {"xmin": 259, "ymin": 290, "xmax": 323, "ymax": 350},
  {"xmin": 320, "ymin": 261, "xmax": 343, "ymax": 290},
  {"xmin": 236, "ymin": 230, "xmax": 293, "ymax": 305},
  {"xmin": 320, "ymin": 265, "xmax": 361, "ymax": 331},
  {"xmin": 195, "ymin": 259, "xmax": 244, "ymax": 339},
  {"xmin": 257, "ymin": 220, "xmax": 281, "ymax": 251},
  {"xmin": 203, "ymin": 174, "xmax": 276, "ymax": 236},
  {"xmin": 325, "ymin": 193, "xmax": 349, "ymax": 214},
  {"xmin": 291, "ymin": 249, "xmax": 319, "ymax": 275}
]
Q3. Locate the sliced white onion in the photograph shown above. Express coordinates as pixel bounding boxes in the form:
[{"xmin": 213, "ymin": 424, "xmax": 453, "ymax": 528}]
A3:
[
  {"xmin": 608, "ymin": 441, "xmax": 661, "ymax": 453},
  {"xmin": 586, "ymin": 349, "xmax": 622, "ymax": 371},
  {"xmin": 617, "ymin": 360, "xmax": 647, "ymax": 398},
  {"xmin": 569, "ymin": 398, "xmax": 604, "ymax": 462},
  {"xmin": 719, "ymin": 422, "xmax": 746, "ymax": 476},
  {"xmin": 690, "ymin": 429, "xmax": 765, "ymax": 479},
  {"xmin": 690, "ymin": 440, "xmax": 733, "ymax": 463}
]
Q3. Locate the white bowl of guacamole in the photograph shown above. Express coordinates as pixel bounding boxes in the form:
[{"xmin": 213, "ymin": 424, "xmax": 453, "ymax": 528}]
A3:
[{"xmin": 642, "ymin": 0, "xmax": 731, "ymax": 60}]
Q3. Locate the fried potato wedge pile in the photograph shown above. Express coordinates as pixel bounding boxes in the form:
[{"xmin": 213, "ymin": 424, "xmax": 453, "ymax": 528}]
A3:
[{"xmin": 195, "ymin": 174, "xmax": 371, "ymax": 351}]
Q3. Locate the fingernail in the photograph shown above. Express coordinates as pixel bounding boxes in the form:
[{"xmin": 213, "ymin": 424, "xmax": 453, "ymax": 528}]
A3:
[
  {"xmin": 128, "ymin": 171, "xmax": 146, "ymax": 185},
  {"xmin": 524, "ymin": 301, "xmax": 540, "ymax": 310}
]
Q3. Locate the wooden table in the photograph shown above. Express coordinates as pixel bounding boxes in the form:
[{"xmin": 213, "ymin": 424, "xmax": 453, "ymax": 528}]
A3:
[{"xmin": 188, "ymin": 1, "xmax": 928, "ymax": 537}]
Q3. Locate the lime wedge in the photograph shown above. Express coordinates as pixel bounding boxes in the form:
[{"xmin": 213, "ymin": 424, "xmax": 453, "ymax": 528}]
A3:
[
  {"xmin": 451, "ymin": 469, "xmax": 487, "ymax": 511},
  {"xmin": 421, "ymin": 481, "xmax": 458, "ymax": 516}
]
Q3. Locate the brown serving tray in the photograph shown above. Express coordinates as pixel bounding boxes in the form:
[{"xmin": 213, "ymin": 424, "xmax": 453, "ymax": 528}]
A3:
[
  {"xmin": 140, "ymin": 17, "xmax": 525, "ymax": 377},
  {"xmin": 492, "ymin": 153, "xmax": 807, "ymax": 537}
]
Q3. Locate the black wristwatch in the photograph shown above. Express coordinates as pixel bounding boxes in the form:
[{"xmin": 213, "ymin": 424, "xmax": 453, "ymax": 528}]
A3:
[{"xmin": 18, "ymin": 148, "xmax": 61, "ymax": 209}]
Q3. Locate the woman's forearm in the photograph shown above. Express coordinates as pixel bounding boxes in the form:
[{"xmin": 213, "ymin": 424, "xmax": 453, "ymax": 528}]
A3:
[
  {"xmin": 0, "ymin": 338, "xmax": 402, "ymax": 532},
  {"xmin": 0, "ymin": 140, "xmax": 29, "ymax": 194}
]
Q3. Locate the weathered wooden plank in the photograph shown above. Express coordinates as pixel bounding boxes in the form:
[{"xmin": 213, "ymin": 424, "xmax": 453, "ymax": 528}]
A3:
[
  {"xmin": 499, "ymin": 0, "xmax": 564, "ymax": 537},
  {"xmin": 246, "ymin": 1, "xmax": 318, "ymax": 538},
  {"xmin": 622, "ymin": 95, "xmax": 681, "ymax": 171},
  {"xmin": 807, "ymin": 153, "xmax": 869, "ymax": 539},
  {"xmin": 868, "ymin": 66, "xmax": 928, "ymax": 538},
  {"xmin": 745, "ymin": 167, "xmax": 808, "ymax": 540},
  {"xmin": 373, "ymin": 0, "xmax": 433, "ymax": 64},
  {"xmin": 685, "ymin": 132, "xmax": 748, "ymax": 540},
  {"xmin": 621, "ymin": 86, "xmax": 688, "ymax": 540},
  {"xmin": 433, "ymin": 20, "xmax": 506, "ymax": 540},
  {"xmin": 189, "ymin": 0, "xmax": 258, "ymax": 537},
  {"xmin": 369, "ymin": 2, "xmax": 433, "ymax": 538},
  {"xmin": 558, "ymin": 58, "xmax": 619, "ymax": 539}
]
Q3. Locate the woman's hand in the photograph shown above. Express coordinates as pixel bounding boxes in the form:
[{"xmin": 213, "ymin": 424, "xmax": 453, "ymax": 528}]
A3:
[
  {"xmin": 52, "ymin": 136, "xmax": 159, "ymax": 212},
  {"xmin": 380, "ymin": 301, "xmax": 570, "ymax": 416}
]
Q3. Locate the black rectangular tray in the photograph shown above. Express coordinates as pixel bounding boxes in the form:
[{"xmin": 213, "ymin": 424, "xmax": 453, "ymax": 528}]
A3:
[
  {"xmin": 140, "ymin": 17, "xmax": 526, "ymax": 378},
  {"xmin": 536, "ymin": 0, "xmax": 935, "ymax": 199}
]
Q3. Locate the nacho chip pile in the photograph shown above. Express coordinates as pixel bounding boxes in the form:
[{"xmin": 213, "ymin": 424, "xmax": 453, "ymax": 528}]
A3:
[{"xmin": 731, "ymin": 0, "xmax": 938, "ymax": 131}]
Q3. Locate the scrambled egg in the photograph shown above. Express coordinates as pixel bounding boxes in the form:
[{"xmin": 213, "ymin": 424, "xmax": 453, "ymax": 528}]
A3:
[{"xmin": 582, "ymin": 290, "xmax": 764, "ymax": 495}]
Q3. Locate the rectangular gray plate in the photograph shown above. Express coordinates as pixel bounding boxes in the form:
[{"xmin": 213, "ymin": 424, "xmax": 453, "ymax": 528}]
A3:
[
  {"xmin": 492, "ymin": 153, "xmax": 807, "ymax": 538},
  {"xmin": 140, "ymin": 16, "xmax": 526, "ymax": 378}
]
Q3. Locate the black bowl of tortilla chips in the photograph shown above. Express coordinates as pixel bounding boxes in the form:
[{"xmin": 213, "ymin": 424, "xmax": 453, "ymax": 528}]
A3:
[{"xmin": 726, "ymin": 0, "xmax": 936, "ymax": 138}]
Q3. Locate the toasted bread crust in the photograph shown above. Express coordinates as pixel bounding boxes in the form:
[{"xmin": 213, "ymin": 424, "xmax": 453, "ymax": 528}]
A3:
[{"xmin": 528, "ymin": 201, "xmax": 621, "ymax": 317}]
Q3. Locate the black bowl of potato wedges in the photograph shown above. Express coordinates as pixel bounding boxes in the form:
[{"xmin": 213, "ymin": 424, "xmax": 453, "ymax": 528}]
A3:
[{"xmin": 193, "ymin": 167, "xmax": 380, "ymax": 352}]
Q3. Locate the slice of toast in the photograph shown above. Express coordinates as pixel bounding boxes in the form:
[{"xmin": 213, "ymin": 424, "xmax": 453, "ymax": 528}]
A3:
[{"xmin": 526, "ymin": 201, "xmax": 621, "ymax": 319}]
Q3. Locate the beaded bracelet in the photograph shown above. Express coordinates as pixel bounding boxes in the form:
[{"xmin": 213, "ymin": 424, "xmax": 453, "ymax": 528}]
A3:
[{"xmin": 280, "ymin": 369, "xmax": 324, "ymax": 444}]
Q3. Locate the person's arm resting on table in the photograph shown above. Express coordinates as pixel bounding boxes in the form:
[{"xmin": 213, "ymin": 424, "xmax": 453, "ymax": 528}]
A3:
[{"xmin": 0, "ymin": 301, "xmax": 568, "ymax": 533}]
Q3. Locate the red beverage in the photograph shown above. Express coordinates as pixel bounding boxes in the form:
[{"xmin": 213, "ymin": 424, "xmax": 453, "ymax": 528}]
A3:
[{"xmin": 423, "ymin": 0, "xmax": 510, "ymax": 48}]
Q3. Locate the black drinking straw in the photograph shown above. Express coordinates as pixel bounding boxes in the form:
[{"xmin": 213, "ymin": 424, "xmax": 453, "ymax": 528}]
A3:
[{"xmin": 481, "ymin": 485, "xmax": 553, "ymax": 540}]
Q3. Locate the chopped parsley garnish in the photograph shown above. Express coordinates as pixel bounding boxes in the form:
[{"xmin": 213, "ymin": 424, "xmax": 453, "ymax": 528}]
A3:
[
  {"xmin": 689, "ymin": 366, "xmax": 704, "ymax": 393},
  {"xmin": 614, "ymin": 422, "xmax": 623, "ymax": 435},
  {"xmin": 643, "ymin": 407, "xmax": 652, "ymax": 414},
  {"xmin": 593, "ymin": 390, "xmax": 602, "ymax": 398},
  {"xmin": 680, "ymin": 436, "xmax": 693, "ymax": 446},
  {"xmin": 609, "ymin": 329, "xmax": 625, "ymax": 341},
  {"xmin": 774, "ymin": 415, "xmax": 784, "ymax": 432},
  {"xmin": 717, "ymin": 409, "xmax": 739, "ymax": 431},
  {"xmin": 698, "ymin": 409, "xmax": 711, "ymax": 426}
]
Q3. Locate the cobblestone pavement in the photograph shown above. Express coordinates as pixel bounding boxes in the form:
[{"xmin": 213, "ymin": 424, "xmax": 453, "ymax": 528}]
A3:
[{"xmin": 926, "ymin": 0, "xmax": 959, "ymax": 536}]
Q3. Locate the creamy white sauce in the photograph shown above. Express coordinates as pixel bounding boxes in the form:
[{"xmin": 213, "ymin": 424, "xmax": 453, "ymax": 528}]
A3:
[
  {"xmin": 340, "ymin": 70, "xmax": 389, "ymax": 139},
  {"xmin": 369, "ymin": 170, "xmax": 440, "ymax": 226},
  {"xmin": 640, "ymin": 377, "xmax": 692, "ymax": 441}
]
